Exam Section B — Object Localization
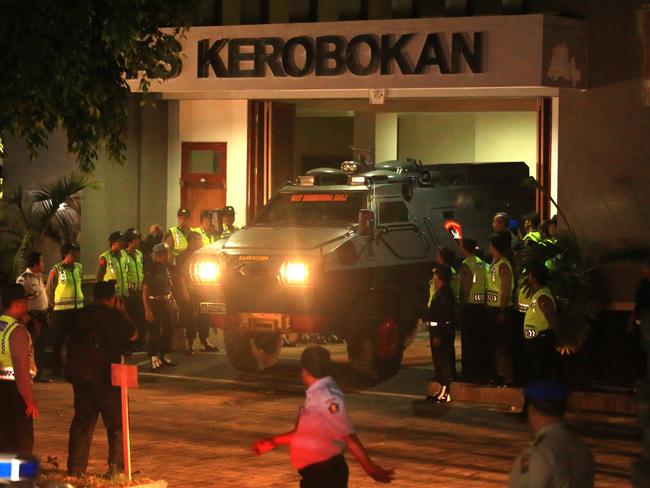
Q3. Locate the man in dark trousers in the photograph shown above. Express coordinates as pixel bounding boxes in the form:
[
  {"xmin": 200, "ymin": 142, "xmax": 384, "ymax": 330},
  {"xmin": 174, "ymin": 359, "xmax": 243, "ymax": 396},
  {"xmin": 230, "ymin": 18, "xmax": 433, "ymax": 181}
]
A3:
[
  {"xmin": 65, "ymin": 280, "xmax": 136, "ymax": 476},
  {"xmin": 253, "ymin": 346, "xmax": 394, "ymax": 488},
  {"xmin": 423, "ymin": 265, "xmax": 456, "ymax": 402},
  {"xmin": 0, "ymin": 284, "xmax": 39, "ymax": 455},
  {"xmin": 143, "ymin": 242, "xmax": 177, "ymax": 372}
]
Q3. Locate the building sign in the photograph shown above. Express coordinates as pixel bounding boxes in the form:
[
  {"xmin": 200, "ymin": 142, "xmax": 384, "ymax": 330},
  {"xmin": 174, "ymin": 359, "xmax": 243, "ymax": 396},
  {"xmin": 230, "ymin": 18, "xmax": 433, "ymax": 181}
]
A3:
[
  {"xmin": 197, "ymin": 32, "xmax": 484, "ymax": 79},
  {"xmin": 133, "ymin": 15, "xmax": 585, "ymax": 96}
]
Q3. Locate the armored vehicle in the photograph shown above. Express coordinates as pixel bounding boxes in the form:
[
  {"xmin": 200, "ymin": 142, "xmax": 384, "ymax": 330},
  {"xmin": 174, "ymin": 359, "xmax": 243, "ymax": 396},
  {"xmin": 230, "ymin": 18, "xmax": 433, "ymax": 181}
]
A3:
[{"xmin": 189, "ymin": 160, "xmax": 534, "ymax": 378}]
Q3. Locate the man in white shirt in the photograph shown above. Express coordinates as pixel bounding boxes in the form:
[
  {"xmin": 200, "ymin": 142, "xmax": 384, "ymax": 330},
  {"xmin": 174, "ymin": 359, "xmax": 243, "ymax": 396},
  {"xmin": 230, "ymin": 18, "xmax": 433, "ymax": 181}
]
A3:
[
  {"xmin": 16, "ymin": 251, "xmax": 50, "ymax": 382},
  {"xmin": 254, "ymin": 346, "xmax": 394, "ymax": 487}
]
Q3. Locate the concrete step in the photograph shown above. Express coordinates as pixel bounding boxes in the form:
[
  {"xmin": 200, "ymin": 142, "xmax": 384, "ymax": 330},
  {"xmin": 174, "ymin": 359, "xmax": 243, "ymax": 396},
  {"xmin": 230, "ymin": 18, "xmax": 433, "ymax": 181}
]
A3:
[{"xmin": 427, "ymin": 381, "xmax": 637, "ymax": 416}]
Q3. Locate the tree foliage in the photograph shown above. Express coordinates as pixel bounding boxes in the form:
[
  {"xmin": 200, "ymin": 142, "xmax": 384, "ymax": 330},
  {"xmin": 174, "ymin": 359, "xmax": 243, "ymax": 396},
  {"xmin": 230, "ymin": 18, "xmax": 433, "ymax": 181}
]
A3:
[
  {"xmin": 0, "ymin": 172, "xmax": 97, "ymax": 282},
  {"xmin": 0, "ymin": 0, "xmax": 197, "ymax": 172}
]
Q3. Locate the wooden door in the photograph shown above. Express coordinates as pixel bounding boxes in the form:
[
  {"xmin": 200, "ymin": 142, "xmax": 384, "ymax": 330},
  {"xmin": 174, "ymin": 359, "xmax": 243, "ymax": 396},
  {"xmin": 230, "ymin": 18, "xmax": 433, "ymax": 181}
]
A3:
[{"xmin": 181, "ymin": 142, "xmax": 227, "ymax": 227}]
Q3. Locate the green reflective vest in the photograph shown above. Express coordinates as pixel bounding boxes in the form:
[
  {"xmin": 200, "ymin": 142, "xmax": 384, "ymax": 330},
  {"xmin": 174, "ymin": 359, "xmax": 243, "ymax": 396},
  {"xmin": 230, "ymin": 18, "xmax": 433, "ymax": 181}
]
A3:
[
  {"xmin": 170, "ymin": 227, "xmax": 189, "ymax": 256},
  {"xmin": 517, "ymin": 278, "xmax": 531, "ymax": 313},
  {"xmin": 523, "ymin": 231, "xmax": 542, "ymax": 244},
  {"xmin": 100, "ymin": 250, "xmax": 129, "ymax": 297},
  {"xmin": 486, "ymin": 258, "xmax": 514, "ymax": 308},
  {"xmin": 462, "ymin": 256, "xmax": 487, "ymax": 305},
  {"xmin": 123, "ymin": 249, "xmax": 144, "ymax": 291},
  {"xmin": 192, "ymin": 227, "xmax": 215, "ymax": 247},
  {"xmin": 0, "ymin": 315, "xmax": 37, "ymax": 380},
  {"xmin": 524, "ymin": 287, "xmax": 555, "ymax": 338},
  {"xmin": 220, "ymin": 225, "xmax": 240, "ymax": 239},
  {"xmin": 428, "ymin": 267, "xmax": 459, "ymax": 307},
  {"xmin": 53, "ymin": 263, "xmax": 84, "ymax": 311}
]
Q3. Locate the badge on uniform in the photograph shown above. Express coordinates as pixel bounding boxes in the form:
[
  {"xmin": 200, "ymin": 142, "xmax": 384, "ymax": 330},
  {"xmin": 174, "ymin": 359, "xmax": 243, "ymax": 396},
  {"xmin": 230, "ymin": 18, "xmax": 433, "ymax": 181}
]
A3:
[
  {"xmin": 520, "ymin": 454, "xmax": 530, "ymax": 474},
  {"xmin": 328, "ymin": 402, "xmax": 340, "ymax": 414}
]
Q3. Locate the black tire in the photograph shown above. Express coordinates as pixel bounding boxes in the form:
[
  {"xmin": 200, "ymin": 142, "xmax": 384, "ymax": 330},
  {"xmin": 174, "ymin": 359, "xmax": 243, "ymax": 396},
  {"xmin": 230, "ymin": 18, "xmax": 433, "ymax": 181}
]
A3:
[
  {"xmin": 224, "ymin": 329, "xmax": 283, "ymax": 372},
  {"xmin": 346, "ymin": 295, "xmax": 405, "ymax": 379}
]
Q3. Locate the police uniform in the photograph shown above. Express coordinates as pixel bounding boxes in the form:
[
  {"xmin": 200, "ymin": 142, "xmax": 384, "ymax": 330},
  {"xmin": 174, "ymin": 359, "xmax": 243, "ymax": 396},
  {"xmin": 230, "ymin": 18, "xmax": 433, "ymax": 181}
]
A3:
[
  {"xmin": 0, "ymin": 313, "xmax": 37, "ymax": 454},
  {"xmin": 168, "ymin": 225, "xmax": 191, "ymax": 259},
  {"xmin": 424, "ymin": 283, "xmax": 456, "ymax": 393},
  {"xmin": 220, "ymin": 206, "xmax": 240, "ymax": 239},
  {"xmin": 47, "ymin": 261, "xmax": 85, "ymax": 376},
  {"xmin": 523, "ymin": 287, "xmax": 557, "ymax": 382},
  {"xmin": 17, "ymin": 267, "xmax": 50, "ymax": 381},
  {"xmin": 123, "ymin": 247, "xmax": 145, "ymax": 347},
  {"xmin": 143, "ymin": 253, "xmax": 175, "ymax": 364},
  {"xmin": 97, "ymin": 250, "xmax": 129, "ymax": 298},
  {"xmin": 459, "ymin": 255, "xmax": 487, "ymax": 382},
  {"xmin": 290, "ymin": 376, "xmax": 354, "ymax": 488},
  {"xmin": 486, "ymin": 256, "xmax": 515, "ymax": 385},
  {"xmin": 192, "ymin": 226, "xmax": 216, "ymax": 247},
  {"xmin": 510, "ymin": 379, "xmax": 594, "ymax": 488}
]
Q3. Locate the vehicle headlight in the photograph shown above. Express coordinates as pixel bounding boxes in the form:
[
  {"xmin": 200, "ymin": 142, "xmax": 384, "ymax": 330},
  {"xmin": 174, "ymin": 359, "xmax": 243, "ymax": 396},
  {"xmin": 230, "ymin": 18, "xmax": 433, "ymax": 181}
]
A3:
[
  {"xmin": 279, "ymin": 261, "xmax": 310, "ymax": 286},
  {"xmin": 191, "ymin": 260, "xmax": 221, "ymax": 284}
]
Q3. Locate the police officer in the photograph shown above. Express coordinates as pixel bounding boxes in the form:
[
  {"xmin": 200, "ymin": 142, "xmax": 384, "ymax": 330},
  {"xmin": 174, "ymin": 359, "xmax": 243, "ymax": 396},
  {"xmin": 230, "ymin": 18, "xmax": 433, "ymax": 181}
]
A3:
[
  {"xmin": 96, "ymin": 231, "xmax": 129, "ymax": 301},
  {"xmin": 486, "ymin": 233, "xmax": 516, "ymax": 387},
  {"xmin": 143, "ymin": 243, "xmax": 177, "ymax": 372},
  {"xmin": 492, "ymin": 212, "xmax": 518, "ymax": 249},
  {"xmin": 428, "ymin": 247, "xmax": 459, "ymax": 307},
  {"xmin": 220, "ymin": 206, "xmax": 240, "ymax": 238},
  {"xmin": 46, "ymin": 242, "xmax": 84, "ymax": 377},
  {"xmin": 16, "ymin": 251, "xmax": 50, "ymax": 382},
  {"xmin": 521, "ymin": 212, "xmax": 543, "ymax": 244},
  {"xmin": 424, "ymin": 265, "xmax": 456, "ymax": 402},
  {"xmin": 165, "ymin": 208, "xmax": 192, "ymax": 263},
  {"xmin": 253, "ymin": 346, "xmax": 394, "ymax": 487},
  {"xmin": 65, "ymin": 280, "xmax": 137, "ymax": 476},
  {"xmin": 192, "ymin": 210, "xmax": 217, "ymax": 246},
  {"xmin": 123, "ymin": 229, "xmax": 146, "ymax": 349},
  {"xmin": 523, "ymin": 265, "xmax": 558, "ymax": 382},
  {"xmin": 509, "ymin": 381, "xmax": 594, "ymax": 487},
  {"xmin": 458, "ymin": 238, "xmax": 487, "ymax": 383},
  {"xmin": 0, "ymin": 284, "xmax": 39, "ymax": 454}
]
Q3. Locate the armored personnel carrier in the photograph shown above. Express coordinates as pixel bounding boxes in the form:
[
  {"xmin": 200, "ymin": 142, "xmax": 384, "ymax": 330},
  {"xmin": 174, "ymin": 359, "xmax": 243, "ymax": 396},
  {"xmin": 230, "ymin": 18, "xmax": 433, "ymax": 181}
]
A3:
[{"xmin": 189, "ymin": 160, "xmax": 534, "ymax": 378}]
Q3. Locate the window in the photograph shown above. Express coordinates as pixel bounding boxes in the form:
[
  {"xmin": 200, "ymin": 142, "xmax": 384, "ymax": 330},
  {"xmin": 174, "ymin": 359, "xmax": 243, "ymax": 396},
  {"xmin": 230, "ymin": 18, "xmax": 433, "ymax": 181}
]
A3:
[{"xmin": 378, "ymin": 201, "xmax": 409, "ymax": 224}]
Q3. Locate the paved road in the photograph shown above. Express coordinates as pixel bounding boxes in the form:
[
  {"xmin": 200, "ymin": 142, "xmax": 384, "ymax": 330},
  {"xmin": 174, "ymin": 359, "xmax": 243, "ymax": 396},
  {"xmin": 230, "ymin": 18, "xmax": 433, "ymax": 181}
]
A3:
[{"xmin": 33, "ymin": 334, "xmax": 639, "ymax": 487}]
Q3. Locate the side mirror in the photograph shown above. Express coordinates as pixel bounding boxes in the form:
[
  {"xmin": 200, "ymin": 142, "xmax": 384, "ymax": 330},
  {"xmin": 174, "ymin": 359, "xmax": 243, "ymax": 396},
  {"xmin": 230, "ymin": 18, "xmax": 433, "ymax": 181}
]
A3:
[{"xmin": 358, "ymin": 209, "xmax": 375, "ymax": 237}]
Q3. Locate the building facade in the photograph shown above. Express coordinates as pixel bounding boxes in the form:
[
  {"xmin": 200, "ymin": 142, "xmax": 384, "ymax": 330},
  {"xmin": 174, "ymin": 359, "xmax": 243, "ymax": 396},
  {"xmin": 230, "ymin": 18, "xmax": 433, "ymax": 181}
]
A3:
[{"xmin": 3, "ymin": 0, "xmax": 649, "ymax": 303}]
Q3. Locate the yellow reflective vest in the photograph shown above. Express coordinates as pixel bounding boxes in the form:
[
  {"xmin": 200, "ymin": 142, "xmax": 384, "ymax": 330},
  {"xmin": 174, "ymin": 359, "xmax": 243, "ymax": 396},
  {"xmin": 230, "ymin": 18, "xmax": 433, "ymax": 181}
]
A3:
[
  {"xmin": 191, "ymin": 227, "xmax": 215, "ymax": 247},
  {"xmin": 100, "ymin": 250, "xmax": 129, "ymax": 297},
  {"xmin": 0, "ymin": 315, "xmax": 37, "ymax": 380},
  {"xmin": 524, "ymin": 287, "xmax": 555, "ymax": 339},
  {"xmin": 53, "ymin": 263, "xmax": 84, "ymax": 311},
  {"xmin": 169, "ymin": 227, "xmax": 189, "ymax": 256},
  {"xmin": 123, "ymin": 249, "xmax": 144, "ymax": 291},
  {"xmin": 462, "ymin": 255, "xmax": 487, "ymax": 305},
  {"xmin": 486, "ymin": 258, "xmax": 514, "ymax": 308}
]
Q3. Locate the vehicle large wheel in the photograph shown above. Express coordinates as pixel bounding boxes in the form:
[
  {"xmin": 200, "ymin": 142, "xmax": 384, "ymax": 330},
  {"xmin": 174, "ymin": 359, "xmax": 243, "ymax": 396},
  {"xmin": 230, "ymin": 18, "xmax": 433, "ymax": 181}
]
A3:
[
  {"xmin": 346, "ymin": 296, "xmax": 405, "ymax": 379},
  {"xmin": 224, "ymin": 329, "xmax": 283, "ymax": 372}
]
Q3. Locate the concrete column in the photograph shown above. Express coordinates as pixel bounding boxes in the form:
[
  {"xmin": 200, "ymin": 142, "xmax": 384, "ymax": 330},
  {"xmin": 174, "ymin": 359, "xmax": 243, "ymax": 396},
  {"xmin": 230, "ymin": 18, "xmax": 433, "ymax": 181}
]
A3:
[
  {"xmin": 316, "ymin": 0, "xmax": 339, "ymax": 21},
  {"xmin": 364, "ymin": 0, "xmax": 391, "ymax": 19},
  {"xmin": 353, "ymin": 112, "xmax": 375, "ymax": 164},
  {"xmin": 375, "ymin": 113, "xmax": 398, "ymax": 163},
  {"xmin": 167, "ymin": 100, "xmax": 181, "ymax": 229},
  {"xmin": 268, "ymin": 0, "xmax": 290, "ymax": 23}
]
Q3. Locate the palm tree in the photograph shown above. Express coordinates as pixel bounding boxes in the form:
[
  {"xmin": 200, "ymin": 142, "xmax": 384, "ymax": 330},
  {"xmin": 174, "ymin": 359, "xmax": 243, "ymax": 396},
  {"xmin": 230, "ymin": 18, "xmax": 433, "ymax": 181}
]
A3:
[{"xmin": 0, "ymin": 172, "xmax": 97, "ymax": 283}]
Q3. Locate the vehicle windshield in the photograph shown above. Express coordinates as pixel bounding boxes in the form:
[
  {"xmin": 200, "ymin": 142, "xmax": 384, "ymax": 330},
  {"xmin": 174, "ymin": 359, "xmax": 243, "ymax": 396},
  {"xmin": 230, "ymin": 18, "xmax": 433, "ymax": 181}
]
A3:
[{"xmin": 255, "ymin": 191, "xmax": 367, "ymax": 227}]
